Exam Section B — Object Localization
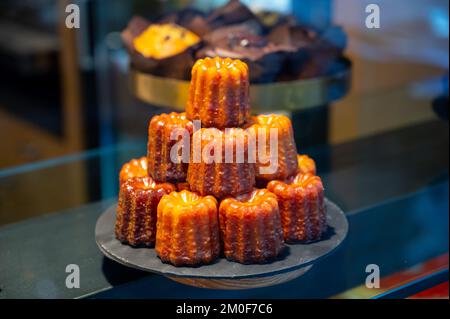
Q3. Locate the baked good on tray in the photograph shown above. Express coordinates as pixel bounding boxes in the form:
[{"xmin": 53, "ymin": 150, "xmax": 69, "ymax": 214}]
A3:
[
  {"xmin": 119, "ymin": 157, "xmax": 148, "ymax": 185},
  {"xmin": 186, "ymin": 57, "xmax": 250, "ymax": 128},
  {"xmin": 247, "ymin": 114, "xmax": 298, "ymax": 183},
  {"xmin": 115, "ymin": 176, "xmax": 175, "ymax": 247},
  {"xmin": 219, "ymin": 188, "xmax": 285, "ymax": 264},
  {"xmin": 147, "ymin": 112, "xmax": 193, "ymax": 183},
  {"xmin": 187, "ymin": 127, "xmax": 255, "ymax": 198},
  {"xmin": 122, "ymin": 18, "xmax": 201, "ymax": 80},
  {"xmin": 196, "ymin": 24, "xmax": 288, "ymax": 83},
  {"xmin": 267, "ymin": 173, "xmax": 327, "ymax": 243},
  {"xmin": 297, "ymin": 154, "xmax": 316, "ymax": 175},
  {"xmin": 114, "ymin": 51, "xmax": 329, "ymax": 266},
  {"xmin": 155, "ymin": 190, "xmax": 220, "ymax": 266},
  {"xmin": 123, "ymin": 1, "xmax": 346, "ymax": 82},
  {"xmin": 157, "ymin": 8, "xmax": 210, "ymax": 37}
]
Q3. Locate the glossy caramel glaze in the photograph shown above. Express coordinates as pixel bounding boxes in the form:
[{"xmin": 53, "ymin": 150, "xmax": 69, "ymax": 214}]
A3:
[
  {"xmin": 147, "ymin": 112, "xmax": 193, "ymax": 182},
  {"xmin": 155, "ymin": 190, "xmax": 220, "ymax": 266},
  {"xmin": 119, "ymin": 157, "xmax": 148, "ymax": 185},
  {"xmin": 247, "ymin": 114, "xmax": 298, "ymax": 182},
  {"xmin": 176, "ymin": 182, "xmax": 190, "ymax": 191},
  {"xmin": 186, "ymin": 57, "xmax": 250, "ymax": 128},
  {"xmin": 297, "ymin": 154, "xmax": 316, "ymax": 175},
  {"xmin": 115, "ymin": 176, "xmax": 175, "ymax": 247},
  {"xmin": 267, "ymin": 173, "xmax": 326, "ymax": 243},
  {"xmin": 219, "ymin": 189, "xmax": 285, "ymax": 264},
  {"xmin": 187, "ymin": 127, "xmax": 255, "ymax": 198}
]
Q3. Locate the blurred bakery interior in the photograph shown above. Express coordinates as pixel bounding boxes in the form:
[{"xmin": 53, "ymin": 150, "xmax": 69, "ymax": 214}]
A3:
[{"xmin": 0, "ymin": 0, "xmax": 448, "ymax": 226}]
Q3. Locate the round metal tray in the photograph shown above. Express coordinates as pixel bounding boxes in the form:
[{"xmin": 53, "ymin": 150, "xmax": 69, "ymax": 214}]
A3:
[
  {"xmin": 95, "ymin": 198, "xmax": 348, "ymax": 289},
  {"xmin": 130, "ymin": 58, "xmax": 351, "ymax": 111}
]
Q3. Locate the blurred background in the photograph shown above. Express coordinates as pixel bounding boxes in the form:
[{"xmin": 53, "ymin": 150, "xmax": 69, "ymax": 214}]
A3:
[{"xmin": 0, "ymin": 0, "xmax": 448, "ymax": 225}]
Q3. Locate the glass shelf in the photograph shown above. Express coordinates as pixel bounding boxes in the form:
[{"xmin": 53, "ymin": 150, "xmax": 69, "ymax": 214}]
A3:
[{"xmin": 0, "ymin": 116, "xmax": 447, "ymax": 298}]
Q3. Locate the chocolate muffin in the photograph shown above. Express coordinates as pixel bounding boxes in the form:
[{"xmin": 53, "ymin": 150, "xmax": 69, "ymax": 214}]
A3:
[
  {"xmin": 197, "ymin": 24, "xmax": 290, "ymax": 83},
  {"xmin": 206, "ymin": 0, "xmax": 263, "ymax": 31},
  {"xmin": 121, "ymin": 17, "xmax": 201, "ymax": 80},
  {"xmin": 158, "ymin": 8, "xmax": 210, "ymax": 37}
]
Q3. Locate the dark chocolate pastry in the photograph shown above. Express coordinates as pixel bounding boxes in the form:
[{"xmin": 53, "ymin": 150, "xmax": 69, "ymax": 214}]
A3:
[
  {"xmin": 296, "ymin": 26, "xmax": 347, "ymax": 79},
  {"xmin": 158, "ymin": 8, "xmax": 210, "ymax": 37},
  {"xmin": 197, "ymin": 24, "xmax": 290, "ymax": 83},
  {"xmin": 121, "ymin": 16, "xmax": 201, "ymax": 80},
  {"xmin": 267, "ymin": 23, "xmax": 318, "ymax": 80},
  {"xmin": 256, "ymin": 10, "xmax": 297, "ymax": 30},
  {"xmin": 268, "ymin": 22, "xmax": 347, "ymax": 80},
  {"xmin": 206, "ymin": 0, "xmax": 264, "ymax": 33}
]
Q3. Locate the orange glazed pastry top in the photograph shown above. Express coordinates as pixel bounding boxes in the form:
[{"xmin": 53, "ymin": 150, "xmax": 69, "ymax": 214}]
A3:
[
  {"xmin": 186, "ymin": 57, "xmax": 250, "ymax": 129},
  {"xmin": 271, "ymin": 172, "xmax": 324, "ymax": 191},
  {"xmin": 156, "ymin": 190, "xmax": 220, "ymax": 266},
  {"xmin": 248, "ymin": 114, "xmax": 298, "ymax": 181},
  {"xmin": 220, "ymin": 188, "xmax": 278, "ymax": 210},
  {"xmin": 297, "ymin": 154, "xmax": 316, "ymax": 175},
  {"xmin": 134, "ymin": 24, "xmax": 200, "ymax": 59},
  {"xmin": 219, "ymin": 188, "xmax": 285, "ymax": 264},
  {"xmin": 119, "ymin": 157, "xmax": 148, "ymax": 185},
  {"xmin": 147, "ymin": 112, "xmax": 193, "ymax": 182}
]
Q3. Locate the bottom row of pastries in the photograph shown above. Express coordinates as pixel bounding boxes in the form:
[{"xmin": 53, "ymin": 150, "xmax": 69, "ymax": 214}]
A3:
[{"xmin": 115, "ymin": 154, "xmax": 327, "ymax": 266}]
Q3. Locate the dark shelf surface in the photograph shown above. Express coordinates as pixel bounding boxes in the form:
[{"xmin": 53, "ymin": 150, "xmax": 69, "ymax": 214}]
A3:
[{"xmin": 0, "ymin": 119, "xmax": 448, "ymax": 298}]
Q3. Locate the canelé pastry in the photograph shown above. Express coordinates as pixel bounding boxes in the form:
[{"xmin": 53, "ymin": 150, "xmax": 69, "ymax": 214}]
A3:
[
  {"xmin": 186, "ymin": 57, "xmax": 250, "ymax": 128},
  {"xmin": 176, "ymin": 182, "xmax": 190, "ymax": 191},
  {"xmin": 267, "ymin": 173, "xmax": 326, "ymax": 243},
  {"xmin": 147, "ymin": 112, "xmax": 193, "ymax": 183},
  {"xmin": 115, "ymin": 176, "xmax": 175, "ymax": 247},
  {"xmin": 155, "ymin": 190, "xmax": 220, "ymax": 266},
  {"xmin": 247, "ymin": 114, "xmax": 298, "ymax": 182},
  {"xmin": 219, "ymin": 188, "xmax": 285, "ymax": 264},
  {"xmin": 297, "ymin": 154, "xmax": 316, "ymax": 175},
  {"xmin": 122, "ymin": 19, "xmax": 201, "ymax": 80},
  {"xmin": 187, "ymin": 128, "xmax": 255, "ymax": 198},
  {"xmin": 119, "ymin": 157, "xmax": 148, "ymax": 185}
]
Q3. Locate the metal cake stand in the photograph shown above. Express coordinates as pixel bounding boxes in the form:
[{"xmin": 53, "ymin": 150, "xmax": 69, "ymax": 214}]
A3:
[{"xmin": 130, "ymin": 58, "xmax": 351, "ymax": 112}]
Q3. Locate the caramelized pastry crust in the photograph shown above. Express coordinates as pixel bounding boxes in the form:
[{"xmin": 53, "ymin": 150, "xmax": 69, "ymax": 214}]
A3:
[
  {"xmin": 247, "ymin": 114, "xmax": 298, "ymax": 182},
  {"xmin": 155, "ymin": 190, "xmax": 220, "ymax": 266},
  {"xmin": 187, "ymin": 127, "xmax": 255, "ymax": 198},
  {"xmin": 219, "ymin": 189, "xmax": 285, "ymax": 264},
  {"xmin": 147, "ymin": 112, "xmax": 193, "ymax": 182},
  {"xmin": 115, "ymin": 176, "xmax": 175, "ymax": 247},
  {"xmin": 176, "ymin": 182, "xmax": 190, "ymax": 191},
  {"xmin": 297, "ymin": 154, "xmax": 316, "ymax": 175},
  {"xmin": 119, "ymin": 157, "xmax": 148, "ymax": 185},
  {"xmin": 186, "ymin": 57, "xmax": 250, "ymax": 128},
  {"xmin": 267, "ymin": 173, "xmax": 326, "ymax": 243}
]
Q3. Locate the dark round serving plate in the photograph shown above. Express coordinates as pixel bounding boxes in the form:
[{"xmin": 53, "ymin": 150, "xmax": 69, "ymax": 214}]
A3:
[{"xmin": 95, "ymin": 199, "xmax": 348, "ymax": 289}]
